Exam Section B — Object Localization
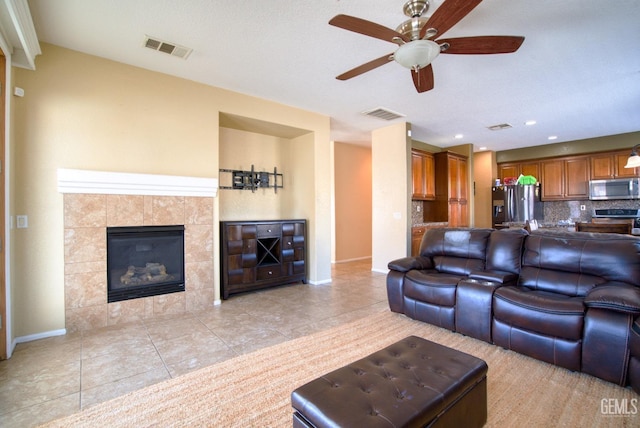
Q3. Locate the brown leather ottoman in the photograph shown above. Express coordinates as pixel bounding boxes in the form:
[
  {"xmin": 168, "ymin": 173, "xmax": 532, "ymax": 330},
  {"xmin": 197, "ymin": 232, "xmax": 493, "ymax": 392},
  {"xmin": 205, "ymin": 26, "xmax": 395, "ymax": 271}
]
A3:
[{"xmin": 291, "ymin": 335, "xmax": 488, "ymax": 428}]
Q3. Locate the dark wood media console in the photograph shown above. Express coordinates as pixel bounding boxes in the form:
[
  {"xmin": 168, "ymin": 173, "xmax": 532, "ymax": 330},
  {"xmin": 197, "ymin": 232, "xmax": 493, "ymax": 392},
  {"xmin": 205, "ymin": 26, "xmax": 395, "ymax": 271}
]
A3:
[{"xmin": 220, "ymin": 219, "xmax": 306, "ymax": 299}]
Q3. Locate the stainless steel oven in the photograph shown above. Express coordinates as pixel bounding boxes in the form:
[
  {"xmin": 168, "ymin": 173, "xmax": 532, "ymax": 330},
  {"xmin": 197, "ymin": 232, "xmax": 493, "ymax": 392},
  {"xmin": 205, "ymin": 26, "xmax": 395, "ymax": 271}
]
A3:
[{"xmin": 592, "ymin": 208, "xmax": 640, "ymax": 234}]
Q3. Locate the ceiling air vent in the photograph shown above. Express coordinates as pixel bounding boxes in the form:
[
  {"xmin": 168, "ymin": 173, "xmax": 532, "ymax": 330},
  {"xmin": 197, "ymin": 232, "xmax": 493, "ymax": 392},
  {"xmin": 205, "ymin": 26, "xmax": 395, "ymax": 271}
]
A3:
[
  {"xmin": 362, "ymin": 107, "xmax": 406, "ymax": 121},
  {"xmin": 143, "ymin": 36, "xmax": 193, "ymax": 59},
  {"xmin": 487, "ymin": 123, "xmax": 513, "ymax": 131}
]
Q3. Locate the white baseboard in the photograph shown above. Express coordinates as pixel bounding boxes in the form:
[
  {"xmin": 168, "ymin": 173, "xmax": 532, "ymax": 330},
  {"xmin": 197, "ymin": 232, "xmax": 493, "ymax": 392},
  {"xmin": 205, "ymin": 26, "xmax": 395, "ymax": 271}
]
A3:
[
  {"xmin": 371, "ymin": 268, "xmax": 389, "ymax": 274},
  {"xmin": 332, "ymin": 256, "xmax": 372, "ymax": 264},
  {"xmin": 308, "ymin": 278, "xmax": 332, "ymax": 285},
  {"xmin": 13, "ymin": 328, "xmax": 67, "ymax": 348}
]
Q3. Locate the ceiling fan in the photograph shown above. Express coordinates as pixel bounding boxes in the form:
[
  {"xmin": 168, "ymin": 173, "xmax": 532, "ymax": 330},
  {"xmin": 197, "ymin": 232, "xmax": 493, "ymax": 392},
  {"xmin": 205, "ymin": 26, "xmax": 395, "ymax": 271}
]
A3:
[{"xmin": 329, "ymin": 0, "xmax": 525, "ymax": 93}]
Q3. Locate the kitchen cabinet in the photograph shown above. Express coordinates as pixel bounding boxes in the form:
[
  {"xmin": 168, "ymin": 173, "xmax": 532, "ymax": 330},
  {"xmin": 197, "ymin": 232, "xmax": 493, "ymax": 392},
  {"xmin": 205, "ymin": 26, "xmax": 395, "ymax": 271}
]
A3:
[
  {"xmin": 498, "ymin": 161, "xmax": 540, "ymax": 182},
  {"xmin": 498, "ymin": 163, "xmax": 518, "ymax": 181},
  {"xmin": 540, "ymin": 156, "xmax": 589, "ymax": 201},
  {"xmin": 411, "ymin": 224, "xmax": 448, "ymax": 256},
  {"xmin": 433, "ymin": 151, "xmax": 469, "ymax": 227},
  {"xmin": 590, "ymin": 150, "xmax": 639, "ymax": 179},
  {"xmin": 220, "ymin": 219, "xmax": 306, "ymax": 299},
  {"xmin": 499, "ymin": 149, "xmax": 637, "ymax": 202},
  {"xmin": 412, "ymin": 149, "xmax": 435, "ymax": 200},
  {"xmin": 411, "ymin": 226, "xmax": 426, "ymax": 256}
]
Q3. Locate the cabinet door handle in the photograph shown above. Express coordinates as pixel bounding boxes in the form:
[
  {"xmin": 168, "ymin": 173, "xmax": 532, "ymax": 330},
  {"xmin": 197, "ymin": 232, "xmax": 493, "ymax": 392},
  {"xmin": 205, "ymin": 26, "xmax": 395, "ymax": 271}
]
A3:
[
  {"xmin": 267, "ymin": 229, "xmax": 272, "ymax": 233},
  {"xmin": 288, "ymin": 241, "xmax": 292, "ymax": 245},
  {"xmin": 268, "ymin": 271, "xmax": 272, "ymax": 275}
]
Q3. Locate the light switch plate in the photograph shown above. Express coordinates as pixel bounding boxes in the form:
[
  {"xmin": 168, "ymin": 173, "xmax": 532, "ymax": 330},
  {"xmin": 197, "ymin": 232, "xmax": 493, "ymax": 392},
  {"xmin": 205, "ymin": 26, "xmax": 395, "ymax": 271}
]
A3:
[{"xmin": 16, "ymin": 215, "xmax": 28, "ymax": 228}]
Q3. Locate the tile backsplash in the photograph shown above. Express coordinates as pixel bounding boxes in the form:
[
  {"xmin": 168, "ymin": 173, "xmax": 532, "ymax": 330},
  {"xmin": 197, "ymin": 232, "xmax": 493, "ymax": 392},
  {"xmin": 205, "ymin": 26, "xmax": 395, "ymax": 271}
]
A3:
[{"xmin": 544, "ymin": 199, "xmax": 640, "ymax": 224}]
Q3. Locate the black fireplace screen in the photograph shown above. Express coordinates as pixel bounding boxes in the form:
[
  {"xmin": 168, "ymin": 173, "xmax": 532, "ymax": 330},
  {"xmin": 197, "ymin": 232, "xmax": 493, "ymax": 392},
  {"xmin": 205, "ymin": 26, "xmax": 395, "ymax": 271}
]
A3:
[{"xmin": 106, "ymin": 225, "xmax": 185, "ymax": 303}]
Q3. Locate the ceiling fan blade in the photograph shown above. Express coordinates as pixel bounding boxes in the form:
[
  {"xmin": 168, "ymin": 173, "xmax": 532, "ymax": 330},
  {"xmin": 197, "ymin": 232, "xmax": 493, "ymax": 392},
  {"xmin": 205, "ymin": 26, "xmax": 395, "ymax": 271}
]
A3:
[
  {"xmin": 329, "ymin": 14, "xmax": 409, "ymax": 44},
  {"xmin": 336, "ymin": 54, "xmax": 394, "ymax": 80},
  {"xmin": 411, "ymin": 65, "xmax": 435, "ymax": 93},
  {"xmin": 439, "ymin": 36, "xmax": 525, "ymax": 54},
  {"xmin": 420, "ymin": 0, "xmax": 483, "ymax": 39}
]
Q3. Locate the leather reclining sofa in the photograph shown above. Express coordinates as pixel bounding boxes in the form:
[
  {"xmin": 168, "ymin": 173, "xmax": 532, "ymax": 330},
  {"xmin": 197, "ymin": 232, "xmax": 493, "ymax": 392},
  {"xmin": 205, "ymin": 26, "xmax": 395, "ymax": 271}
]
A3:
[{"xmin": 387, "ymin": 227, "xmax": 640, "ymax": 391}]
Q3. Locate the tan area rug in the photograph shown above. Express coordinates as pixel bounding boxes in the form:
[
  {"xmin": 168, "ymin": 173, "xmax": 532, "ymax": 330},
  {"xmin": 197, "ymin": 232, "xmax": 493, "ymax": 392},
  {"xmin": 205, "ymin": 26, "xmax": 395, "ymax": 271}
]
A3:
[{"xmin": 42, "ymin": 310, "xmax": 638, "ymax": 427}]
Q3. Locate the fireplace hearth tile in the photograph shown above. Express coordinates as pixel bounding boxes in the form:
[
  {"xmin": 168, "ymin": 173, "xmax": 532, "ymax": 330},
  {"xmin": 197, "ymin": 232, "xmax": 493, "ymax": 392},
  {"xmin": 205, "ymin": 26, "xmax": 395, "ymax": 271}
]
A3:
[
  {"xmin": 185, "ymin": 260, "xmax": 214, "ymax": 290},
  {"xmin": 64, "ymin": 194, "xmax": 106, "ymax": 228},
  {"xmin": 186, "ymin": 288, "xmax": 215, "ymax": 312},
  {"xmin": 65, "ymin": 271, "xmax": 106, "ymax": 308},
  {"xmin": 153, "ymin": 292, "xmax": 186, "ymax": 316},
  {"xmin": 107, "ymin": 298, "xmax": 147, "ymax": 326},
  {"xmin": 145, "ymin": 316, "xmax": 209, "ymax": 343},
  {"xmin": 144, "ymin": 296, "xmax": 154, "ymax": 319},
  {"xmin": 81, "ymin": 322, "xmax": 150, "ymax": 352},
  {"xmin": 147, "ymin": 196, "xmax": 185, "ymax": 225},
  {"xmin": 64, "ymin": 228, "xmax": 105, "ymax": 264},
  {"xmin": 66, "ymin": 305, "xmax": 107, "ymax": 333},
  {"xmin": 64, "ymin": 260, "xmax": 105, "ymax": 275},
  {"xmin": 185, "ymin": 197, "xmax": 214, "ymax": 225},
  {"xmin": 106, "ymin": 195, "xmax": 144, "ymax": 226},
  {"xmin": 185, "ymin": 225, "xmax": 214, "ymax": 263}
]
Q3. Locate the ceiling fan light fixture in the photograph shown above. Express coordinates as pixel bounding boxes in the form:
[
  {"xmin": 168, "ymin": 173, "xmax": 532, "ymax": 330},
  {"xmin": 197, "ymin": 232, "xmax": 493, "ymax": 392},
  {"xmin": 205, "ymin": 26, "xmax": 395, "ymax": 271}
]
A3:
[{"xmin": 394, "ymin": 39, "xmax": 440, "ymax": 70}]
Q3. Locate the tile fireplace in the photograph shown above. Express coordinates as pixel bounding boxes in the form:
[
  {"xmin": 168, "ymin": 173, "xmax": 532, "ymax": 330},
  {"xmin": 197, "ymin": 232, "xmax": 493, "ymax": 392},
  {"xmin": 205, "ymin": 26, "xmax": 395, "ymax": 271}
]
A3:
[{"xmin": 58, "ymin": 169, "xmax": 218, "ymax": 333}]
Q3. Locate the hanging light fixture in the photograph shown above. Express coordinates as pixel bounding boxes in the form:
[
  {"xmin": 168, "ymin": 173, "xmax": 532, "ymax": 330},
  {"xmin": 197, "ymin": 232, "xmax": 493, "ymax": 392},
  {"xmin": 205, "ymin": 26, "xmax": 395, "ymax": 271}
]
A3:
[
  {"xmin": 624, "ymin": 144, "xmax": 640, "ymax": 168},
  {"xmin": 393, "ymin": 39, "xmax": 441, "ymax": 70}
]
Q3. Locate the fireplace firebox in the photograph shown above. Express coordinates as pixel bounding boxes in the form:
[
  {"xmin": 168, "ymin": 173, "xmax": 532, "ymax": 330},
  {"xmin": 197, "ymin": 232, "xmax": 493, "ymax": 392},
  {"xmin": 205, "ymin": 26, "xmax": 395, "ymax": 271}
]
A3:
[{"xmin": 106, "ymin": 225, "xmax": 185, "ymax": 303}]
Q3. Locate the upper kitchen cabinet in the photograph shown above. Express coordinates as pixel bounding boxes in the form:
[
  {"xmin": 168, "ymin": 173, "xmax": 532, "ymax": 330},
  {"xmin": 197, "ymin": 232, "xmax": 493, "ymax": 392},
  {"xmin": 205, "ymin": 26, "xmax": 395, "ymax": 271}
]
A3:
[
  {"xmin": 590, "ymin": 150, "xmax": 639, "ymax": 179},
  {"xmin": 412, "ymin": 149, "xmax": 435, "ymax": 200},
  {"xmin": 498, "ymin": 161, "xmax": 540, "ymax": 182},
  {"xmin": 540, "ymin": 156, "xmax": 589, "ymax": 201}
]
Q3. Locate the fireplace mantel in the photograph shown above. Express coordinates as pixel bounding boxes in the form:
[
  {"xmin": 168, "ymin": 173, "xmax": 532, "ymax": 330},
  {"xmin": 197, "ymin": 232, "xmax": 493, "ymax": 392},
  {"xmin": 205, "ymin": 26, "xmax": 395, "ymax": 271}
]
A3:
[{"xmin": 57, "ymin": 168, "xmax": 218, "ymax": 197}]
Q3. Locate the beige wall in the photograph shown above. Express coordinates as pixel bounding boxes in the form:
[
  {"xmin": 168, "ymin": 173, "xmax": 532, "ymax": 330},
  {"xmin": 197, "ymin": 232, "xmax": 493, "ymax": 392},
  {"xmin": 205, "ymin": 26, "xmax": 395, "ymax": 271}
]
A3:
[
  {"xmin": 334, "ymin": 143, "xmax": 372, "ymax": 262},
  {"xmin": 219, "ymin": 127, "xmax": 297, "ymax": 221},
  {"xmin": 371, "ymin": 122, "xmax": 411, "ymax": 272},
  {"xmin": 10, "ymin": 43, "xmax": 331, "ymax": 338}
]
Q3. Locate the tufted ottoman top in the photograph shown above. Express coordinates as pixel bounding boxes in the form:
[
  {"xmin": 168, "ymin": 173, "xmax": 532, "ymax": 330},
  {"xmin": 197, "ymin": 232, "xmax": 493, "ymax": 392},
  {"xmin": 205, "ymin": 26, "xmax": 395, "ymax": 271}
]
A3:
[{"xmin": 291, "ymin": 335, "xmax": 488, "ymax": 428}]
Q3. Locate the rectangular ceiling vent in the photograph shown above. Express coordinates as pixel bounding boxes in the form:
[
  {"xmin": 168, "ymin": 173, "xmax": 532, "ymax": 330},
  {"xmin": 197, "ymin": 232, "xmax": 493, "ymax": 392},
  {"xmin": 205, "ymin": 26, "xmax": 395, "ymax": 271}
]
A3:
[
  {"xmin": 143, "ymin": 36, "xmax": 193, "ymax": 60},
  {"xmin": 362, "ymin": 107, "xmax": 406, "ymax": 121},
  {"xmin": 487, "ymin": 123, "xmax": 513, "ymax": 131}
]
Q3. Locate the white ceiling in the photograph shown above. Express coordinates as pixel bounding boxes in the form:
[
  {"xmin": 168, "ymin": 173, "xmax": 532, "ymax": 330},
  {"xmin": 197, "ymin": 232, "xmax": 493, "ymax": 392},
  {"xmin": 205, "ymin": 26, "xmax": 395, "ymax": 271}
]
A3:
[{"xmin": 25, "ymin": 0, "xmax": 640, "ymax": 151}]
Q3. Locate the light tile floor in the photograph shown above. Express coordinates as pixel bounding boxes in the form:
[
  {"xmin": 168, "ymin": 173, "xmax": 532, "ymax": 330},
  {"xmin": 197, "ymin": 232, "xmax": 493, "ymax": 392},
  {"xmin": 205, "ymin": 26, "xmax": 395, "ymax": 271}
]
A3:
[{"xmin": 0, "ymin": 259, "xmax": 388, "ymax": 427}]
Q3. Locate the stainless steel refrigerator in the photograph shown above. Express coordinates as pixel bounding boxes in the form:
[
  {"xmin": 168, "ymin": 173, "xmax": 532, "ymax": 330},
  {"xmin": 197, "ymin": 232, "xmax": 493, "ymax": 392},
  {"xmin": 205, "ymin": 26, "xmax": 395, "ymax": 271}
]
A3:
[{"xmin": 503, "ymin": 184, "xmax": 543, "ymax": 223}]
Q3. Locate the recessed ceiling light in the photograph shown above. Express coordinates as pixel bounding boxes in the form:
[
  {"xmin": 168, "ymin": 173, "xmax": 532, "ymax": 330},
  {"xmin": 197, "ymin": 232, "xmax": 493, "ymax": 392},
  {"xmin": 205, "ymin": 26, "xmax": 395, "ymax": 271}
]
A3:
[
  {"xmin": 525, "ymin": 120, "xmax": 537, "ymax": 126},
  {"xmin": 548, "ymin": 136, "xmax": 558, "ymax": 140},
  {"xmin": 454, "ymin": 134, "xmax": 463, "ymax": 139},
  {"xmin": 478, "ymin": 146, "xmax": 488, "ymax": 151}
]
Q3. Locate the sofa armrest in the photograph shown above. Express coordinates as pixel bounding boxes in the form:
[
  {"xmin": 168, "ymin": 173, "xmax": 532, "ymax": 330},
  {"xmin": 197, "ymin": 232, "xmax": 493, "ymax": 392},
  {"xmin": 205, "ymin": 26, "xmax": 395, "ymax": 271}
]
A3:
[
  {"xmin": 387, "ymin": 256, "xmax": 433, "ymax": 273},
  {"xmin": 469, "ymin": 270, "xmax": 518, "ymax": 285},
  {"xmin": 585, "ymin": 284, "xmax": 640, "ymax": 315}
]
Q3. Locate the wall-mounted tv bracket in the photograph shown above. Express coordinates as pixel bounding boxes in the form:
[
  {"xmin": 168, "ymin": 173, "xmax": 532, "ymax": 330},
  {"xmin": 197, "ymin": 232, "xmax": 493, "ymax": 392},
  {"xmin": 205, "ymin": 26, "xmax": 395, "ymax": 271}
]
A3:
[{"xmin": 219, "ymin": 165, "xmax": 283, "ymax": 193}]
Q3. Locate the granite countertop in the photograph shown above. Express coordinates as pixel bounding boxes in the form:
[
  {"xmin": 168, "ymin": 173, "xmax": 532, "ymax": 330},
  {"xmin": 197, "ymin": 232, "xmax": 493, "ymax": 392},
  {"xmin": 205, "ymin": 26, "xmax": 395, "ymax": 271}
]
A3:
[
  {"xmin": 413, "ymin": 222, "xmax": 449, "ymax": 228},
  {"xmin": 500, "ymin": 222, "xmax": 577, "ymax": 231}
]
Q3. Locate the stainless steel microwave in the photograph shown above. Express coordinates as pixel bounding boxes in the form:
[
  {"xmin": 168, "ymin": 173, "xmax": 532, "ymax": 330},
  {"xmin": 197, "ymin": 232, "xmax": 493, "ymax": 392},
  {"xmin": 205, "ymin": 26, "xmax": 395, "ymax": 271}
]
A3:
[{"xmin": 589, "ymin": 178, "xmax": 640, "ymax": 200}]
